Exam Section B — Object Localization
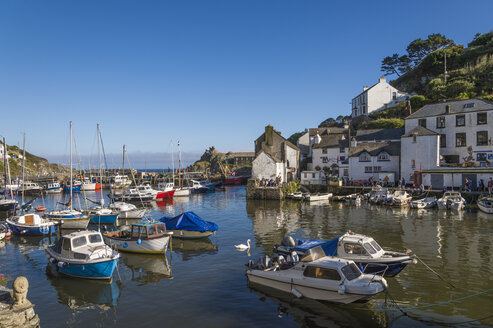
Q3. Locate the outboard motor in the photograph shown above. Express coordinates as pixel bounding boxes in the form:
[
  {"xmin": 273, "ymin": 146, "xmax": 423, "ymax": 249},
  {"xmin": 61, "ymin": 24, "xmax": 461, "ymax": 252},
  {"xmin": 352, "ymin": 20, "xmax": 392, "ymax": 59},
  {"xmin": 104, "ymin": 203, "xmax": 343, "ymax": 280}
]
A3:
[{"xmin": 282, "ymin": 236, "xmax": 296, "ymax": 247}]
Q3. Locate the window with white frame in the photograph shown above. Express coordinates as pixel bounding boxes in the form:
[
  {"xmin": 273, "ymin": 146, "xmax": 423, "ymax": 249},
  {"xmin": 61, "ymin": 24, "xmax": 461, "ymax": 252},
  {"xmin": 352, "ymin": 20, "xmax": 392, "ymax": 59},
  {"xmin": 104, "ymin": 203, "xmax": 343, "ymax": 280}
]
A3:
[
  {"xmin": 373, "ymin": 166, "xmax": 381, "ymax": 172},
  {"xmin": 359, "ymin": 152, "xmax": 371, "ymax": 162},
  {"xmin": 365, "ymin": 166, "xmax": 373, "ymax": 173},
  {"xmin": 377, "ymin": 152, "xmax": 389, "ymax": 161}
]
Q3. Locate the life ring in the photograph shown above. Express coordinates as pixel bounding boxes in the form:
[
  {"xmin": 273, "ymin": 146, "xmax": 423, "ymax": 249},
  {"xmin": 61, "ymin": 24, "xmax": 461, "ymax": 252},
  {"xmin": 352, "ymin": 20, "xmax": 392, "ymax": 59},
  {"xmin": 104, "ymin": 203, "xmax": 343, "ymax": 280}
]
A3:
[{"xmin": 35, "ymin": 206, "xmax": 47, "ymax": 213}]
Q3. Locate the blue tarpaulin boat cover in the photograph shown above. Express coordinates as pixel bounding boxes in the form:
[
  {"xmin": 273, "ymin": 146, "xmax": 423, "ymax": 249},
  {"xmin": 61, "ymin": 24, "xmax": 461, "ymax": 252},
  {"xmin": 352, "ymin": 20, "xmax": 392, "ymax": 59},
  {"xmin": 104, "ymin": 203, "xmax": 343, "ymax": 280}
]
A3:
[
  {"xmin": 160, "ymin": 211, "xmax": 218, "ymax": 232},
  {"xmin": 293, "ymin": 236, "xmax": 341, "ymax": 256}
]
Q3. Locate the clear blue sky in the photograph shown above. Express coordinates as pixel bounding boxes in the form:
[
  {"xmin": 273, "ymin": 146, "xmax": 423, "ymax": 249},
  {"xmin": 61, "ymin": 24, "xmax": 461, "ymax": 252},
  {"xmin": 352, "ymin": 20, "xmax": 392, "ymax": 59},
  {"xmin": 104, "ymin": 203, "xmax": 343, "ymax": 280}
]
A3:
[{"xmin": 1, "ymin": 0, "xmax": 492, "ymax": 168}]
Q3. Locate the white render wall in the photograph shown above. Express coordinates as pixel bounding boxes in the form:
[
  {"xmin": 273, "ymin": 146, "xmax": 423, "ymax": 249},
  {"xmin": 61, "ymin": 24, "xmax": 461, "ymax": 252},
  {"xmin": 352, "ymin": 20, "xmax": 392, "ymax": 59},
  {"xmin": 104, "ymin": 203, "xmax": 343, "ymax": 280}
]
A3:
[
  {"xmin": 284, "ymin": 144, "xmax": 299, "ymax": 170},
  {"xmin": 405, "ymin": 110, "xmax": 493, "ymax": 164},
  {"xmin": 349, "ymin": 155, "xmax": 400, "ymax": 181},
  {"xmin": 252, "ymin": 152, "xmax": 284, "ymax": 182},
  {"xmin": 300, "ymin": 171, "xmax": 323, "ymax": 185},
  {"xmin": 312, "ymin": 147, "xmax": 348, "ymax": 177},
  {"xmin": 401, "ymin": 135, "xmax": 440, "ymax": 182}
]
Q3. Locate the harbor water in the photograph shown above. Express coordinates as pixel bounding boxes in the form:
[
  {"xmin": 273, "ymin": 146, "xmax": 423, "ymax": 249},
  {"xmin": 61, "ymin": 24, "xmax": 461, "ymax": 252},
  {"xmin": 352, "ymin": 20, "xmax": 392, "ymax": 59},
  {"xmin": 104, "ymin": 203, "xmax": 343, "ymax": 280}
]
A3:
[{"xmin": 1, "ymin": 186, "xmax": 492, "ymax": 327}]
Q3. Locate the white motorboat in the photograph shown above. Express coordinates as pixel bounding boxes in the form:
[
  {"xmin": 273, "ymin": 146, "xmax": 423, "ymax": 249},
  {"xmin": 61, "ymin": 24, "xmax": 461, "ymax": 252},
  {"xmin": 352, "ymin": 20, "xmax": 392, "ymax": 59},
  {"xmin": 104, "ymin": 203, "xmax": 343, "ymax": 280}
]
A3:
[
  {"xmin": 103, "ymin": 221, "xmax": 173, "ymax": 254},
  {"xmin": 409, "ymin": 197, "xmax": 437, "ymax": 209},
  {"xmin": 45, "ymin": 209, "xmax": 89, "ymax": 229},
  {"xmin": 437, "ymin": 191, "xmax": 465, "ymax": 211},
  {"xmin": 80, "ymin": 177, "xmax": 100, "ymax": 191},
  {"xmin": 111, "ymin": 174, "xmax": 132, "ymax": 189},
  {"xmin": 478, "ymin": 196, "xmax": 493, "ymax": 214},
  {"xmin": 304, "ymin": 193, "xmax": 332, "ymax": 202},
  {"xmin": 20, "ymin": 182, "xmax": 43, "ymax": 194},
  {"xmin": 387, "ymin": 190, "xmax": 411, "ymax": 206},
  {"xmin": 368, "ymin": 186, "xmax": 391, "ymax": 204},
  {"xmin": 45, "ymin": 182, "xmax": 62, "ymax": 194},
  {"xmin": 108, "ymin": 201, "xmax": 146, "ymax": 219},
  {"xmin": 246, "ymin": 251, "xmax": 387, "ymax": 304},
  {"xmin": 287, "ymin": 191, "xmax": 305, "ymax": 200},
  {"xmin": 7, "ymin": 213, "xmax": 60, "ymax": 236}
]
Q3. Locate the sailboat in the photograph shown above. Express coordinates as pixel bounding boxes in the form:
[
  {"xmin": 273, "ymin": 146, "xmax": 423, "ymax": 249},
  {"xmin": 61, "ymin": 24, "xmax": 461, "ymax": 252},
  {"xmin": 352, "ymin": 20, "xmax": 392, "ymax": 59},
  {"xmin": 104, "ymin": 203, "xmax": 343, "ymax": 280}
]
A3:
[
  {"xmin": 0, "ymin": 137, "xmax": 18, "ymax": 212},
  {"xmin": 7, "ymin": 134, "xmax": 60, "ymax": 235},
  {"xmin": 85, "ymin": 124, "xmax": 119, "ymax": 225},
  {"xmin": 173, "ymin": 140, "xmax": 191, "ymax": 197},
  {"xmin": 45, "ymin": 122, "xmax": 89, "ymax": 229}
]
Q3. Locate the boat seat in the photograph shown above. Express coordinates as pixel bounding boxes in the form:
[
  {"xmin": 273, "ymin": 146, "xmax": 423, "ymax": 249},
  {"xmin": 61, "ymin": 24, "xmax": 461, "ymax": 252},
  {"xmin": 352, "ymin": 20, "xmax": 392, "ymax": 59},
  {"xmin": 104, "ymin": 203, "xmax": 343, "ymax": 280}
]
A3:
[{"xmin": 25, "ymin": 214, "xmax": 34, "ymax": 225}]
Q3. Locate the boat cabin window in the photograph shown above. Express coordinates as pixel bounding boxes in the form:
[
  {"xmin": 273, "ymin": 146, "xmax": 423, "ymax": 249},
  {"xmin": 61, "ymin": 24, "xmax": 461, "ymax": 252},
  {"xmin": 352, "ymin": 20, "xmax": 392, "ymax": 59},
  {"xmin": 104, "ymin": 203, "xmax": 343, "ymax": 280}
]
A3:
[
  {"xmin": 370, "ymin": 240, "xmax": 382, "ymax": 251},
  {"xmin": 341, "ymin": 263, "xmax": 362, "ymax": 281},
  {"xmin": 131, "ymin": 226, "xmax": 141, "ymax": 238},
  {"xmin": 156, "ymin": 224, "xmax": 166, "ymax": 234},
  {"xmin": 62, "ymin": 238, "xmax": 71, "ymax": 251},
  {"xmin": 363, "ymin": 242, "xmax": 377, "ymax": 254},
  {"xmin": 72, "ymin": 236, "xmax": 87, "ymax": 248},
  {"xmin": 344, "ymin": 243, "xmax": 368, "ymax": 255},
  {"xmin": 89, "ymin": 234, "xmax": 102, "ymax": 244},
  {"xmin": 303, "ymin": 266, "xmax": 341, "ymax": 281},
  {"xmin": 147, "ymin": 225, "xmax": 157, "ymax": 236}
]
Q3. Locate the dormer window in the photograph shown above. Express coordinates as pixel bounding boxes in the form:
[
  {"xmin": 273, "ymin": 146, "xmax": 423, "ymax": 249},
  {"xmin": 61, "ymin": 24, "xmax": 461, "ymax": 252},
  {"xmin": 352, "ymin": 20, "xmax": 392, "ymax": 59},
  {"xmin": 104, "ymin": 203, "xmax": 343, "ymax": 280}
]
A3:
[
  {"xmin": 463, "ymin": 103, "xmax": 475, "ymax": 108},
  {"xmin": 359, "ymin": 152, "xmax": 371, "ymax": 162},
  {"xmin": 377, "ymin": 152, "xmax": 390, "ymax": 161}
]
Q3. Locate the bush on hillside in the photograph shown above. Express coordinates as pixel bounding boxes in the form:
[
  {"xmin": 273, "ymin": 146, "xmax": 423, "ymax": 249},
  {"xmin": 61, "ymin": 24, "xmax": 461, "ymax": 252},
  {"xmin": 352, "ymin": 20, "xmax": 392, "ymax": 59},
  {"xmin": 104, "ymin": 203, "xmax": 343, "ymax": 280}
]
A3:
[
  {"xmin": 410, "ymin": 95, "xmax": 427, "ymax": 110},
  {"xmin": 360, "ymin": 118, "xmax": 404, "ymax": 129}
]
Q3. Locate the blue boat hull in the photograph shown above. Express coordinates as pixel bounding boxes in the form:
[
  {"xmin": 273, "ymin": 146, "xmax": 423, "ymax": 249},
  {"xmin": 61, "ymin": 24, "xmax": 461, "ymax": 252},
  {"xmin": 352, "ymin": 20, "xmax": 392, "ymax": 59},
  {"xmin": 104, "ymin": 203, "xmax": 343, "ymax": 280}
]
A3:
[
  {"xmin": 0, "ymin": 203, "xmax": 17, "ymax": 212},
  {"xmin": 8, "ymin": 223, "xmax": 59, "ymax": 236},
  {"xmin": 63, "ymin": 185, "xmax": 82, "ymax": 192},
  {"xmin": 89, "ymin": 214, "xmax": 119, "ymax": 224},
  {"xmin": 49, "ymin": 258, "xmax": 119, "ymax": 280}
]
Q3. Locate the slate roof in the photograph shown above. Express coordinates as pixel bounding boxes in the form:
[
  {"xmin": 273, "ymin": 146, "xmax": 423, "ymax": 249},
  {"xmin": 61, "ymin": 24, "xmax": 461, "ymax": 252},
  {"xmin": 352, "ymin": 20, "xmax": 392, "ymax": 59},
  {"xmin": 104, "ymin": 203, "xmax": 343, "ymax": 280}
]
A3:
[
  {"xmin": 309, "ymin": 127, "xmax": 347, "ymax": 136},
  {"xmin": 312, "ymin": 134, "xmax": 349, "ymax": 149},
  {"xmin": 348, "ymin": 141, "xmax": 401, "ymax": 157},
  {"xmin": 406, "ymin": 98, "xmax": 493, "ymax": 119},
  {"xmin": 402, "ymin": 126, "xmax": 439, "ymax": 137},
  {"xmin": 355, "ymin": 128, "xmax": 404, "ymax": 141}
]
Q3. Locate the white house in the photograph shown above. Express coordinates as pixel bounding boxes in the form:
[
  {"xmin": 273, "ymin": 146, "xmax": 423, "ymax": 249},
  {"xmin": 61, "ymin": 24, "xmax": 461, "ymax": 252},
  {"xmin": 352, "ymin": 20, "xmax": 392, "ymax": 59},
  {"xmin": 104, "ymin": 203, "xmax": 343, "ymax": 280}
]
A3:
[
  {"xmin": 252, "ymin": 125, "xmax": 300, "ymax": 183},
  {"xmin": 300, "ymin": 170, "xmax": 324, "ymax": 185},
  {"xmin": 351, "ymin": 76, "xmax": 409, "ymax": 118},
  {"xmin": 348, "ymin": 139, "xmax": 401, "ymax": 183},
  {"xmin": 311, "ymin": 134, "xmax": 349, "ymax": 178},
  {"xmin": 297, "ymin": 127, "xmax": 348, "ymax": 166},
  {"xmin": 404, "ymin": 98, "xmax": 493, "ymax": 188},
  {"xmin": 400, "ymin": 126, "xmax": 440, "ymax": 186}
]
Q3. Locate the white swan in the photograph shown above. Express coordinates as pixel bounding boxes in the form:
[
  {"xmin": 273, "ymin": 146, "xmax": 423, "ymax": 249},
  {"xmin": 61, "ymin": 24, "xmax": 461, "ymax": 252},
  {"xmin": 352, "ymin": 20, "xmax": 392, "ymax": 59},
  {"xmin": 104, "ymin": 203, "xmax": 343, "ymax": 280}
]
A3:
[{"xmin": 235, "ymin": 239, "xmax": 251, "ymax": 251}]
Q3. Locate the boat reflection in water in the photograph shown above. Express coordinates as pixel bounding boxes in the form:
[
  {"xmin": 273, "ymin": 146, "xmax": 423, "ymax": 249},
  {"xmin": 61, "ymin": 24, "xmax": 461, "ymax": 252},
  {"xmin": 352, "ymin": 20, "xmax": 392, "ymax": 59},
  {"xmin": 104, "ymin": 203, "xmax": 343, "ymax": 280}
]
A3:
[
  {"xmin": 248, "ymin": 282, "xmax": 387, "ymax": 328},
  {"xmin": 172, "ymin": 238, "xmax": 218, "ymax": 261},
  {"xmin": 121, "ymin": 253, "xmax": 172, "ymax": 284},
  {"xmin": 47, "ymin": 270, "xmax": 121, "ymax": 310}
]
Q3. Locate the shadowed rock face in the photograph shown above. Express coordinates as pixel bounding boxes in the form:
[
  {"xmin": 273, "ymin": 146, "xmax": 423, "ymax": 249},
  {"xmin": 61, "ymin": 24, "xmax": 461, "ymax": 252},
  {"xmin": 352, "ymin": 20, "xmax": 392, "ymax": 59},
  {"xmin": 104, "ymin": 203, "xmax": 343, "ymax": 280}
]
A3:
[{"xmin": 0, "ymin": 277, "xmax": 40, "ymax": 328}]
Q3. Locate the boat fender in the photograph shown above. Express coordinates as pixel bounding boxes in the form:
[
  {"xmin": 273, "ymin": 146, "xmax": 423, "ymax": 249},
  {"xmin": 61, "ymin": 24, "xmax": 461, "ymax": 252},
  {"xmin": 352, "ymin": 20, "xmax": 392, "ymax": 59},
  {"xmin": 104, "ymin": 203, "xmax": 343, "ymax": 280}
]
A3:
[
  {"xmin": 338, "ymin": 284, "xmax": 346, "ymax": 295},
  {"xmin": 137, "ymin": 239, "xmax": 142, "ymax": 245},
  {"xmin": 57, "ymin": 261, "xmax": 67, "ymax": 268},
  {"xmin": 123, "ymin": 242, "xmax": 128, "ymax": 248},
  {"xmin": 291, "ymin": 287, "xmax": 303, "ymax": 298},
  {"xmin": 49, "ymin": 258, "xmax": 57, "ymax": 264},
  {"xmin": 412, "ymin": 258, "xmax": 418, "ymax": 264}
]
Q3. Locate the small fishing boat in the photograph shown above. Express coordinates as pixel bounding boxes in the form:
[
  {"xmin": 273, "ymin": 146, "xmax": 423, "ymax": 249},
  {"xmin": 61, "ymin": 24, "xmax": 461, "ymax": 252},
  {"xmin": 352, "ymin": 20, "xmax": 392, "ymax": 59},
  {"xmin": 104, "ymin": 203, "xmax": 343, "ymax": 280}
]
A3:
[
  {"xmin": 6, "ymin": 213, "xmax": 60, "ymax": 236},
  {"xmin": 274, "ymin": 232, "xmax": 414, "ymax": 277},
  {"xmin": 154, "ymin": 183, "xmax": 175, "ymax": 200},
  {"xmin": 368, "ymin": 186, "xmax": 391, "ymax": 204},
  {"xmin": 0, "ymin": 223, "xmax": 10, "ymax": 239},
  {"xmin": 304, "ymin": 193, "xmax": 332, "ymax": 202},
  {"xmin": 85, "ymin": 207, "xmax": 119, "ymax": 225},
  {"xmin": 111, "ymin": 188, "xmax": 154, "ymax": 202},
  {"xmin": 478, "ymin": 196, "xmax": 493, "ymax": 214},
  {"xmin": 20, "ymin": 182, "xmax": 43, "ymax": 195},
  {"xmin": 46, "ymin": 230, "xmax": 120, "ymax": 280},
  {"xmin": 45, "ymin": 209, "xmax": 90, "ymax": 229},
  {"xmin": 287, "ymin": 191, "xmax": 305, "ymax": 200},
  {"xmin": 44, "ymin": 182, "xmax": 62, "ymax": 194},
  {"xmin": 111, "ymin": 174, "xmax": 132, "ymax": 189},
  {"xmin": 173, "ymin": 187, "xmax": 192, "ymax": 197},
  {"xmin": 387, "ymin": 190, "xmax": 411, "ymax": 206},
  {"xmin": 437, "ymin": 191, "xmax": 465, "ymax": 211},
  {"xmin": 223, "ymin": 175, "xmax": 242, "ymax": 185},
  {"xmin": 63, "ymin": 180, "xmax": 82, "ymax": 192},
  {"xmin": 344, "ymin": 193, "xmax": 363, "ymax": 205},
  {"xmin": 103, "ymin": 221, "xmax": 173, "ymax": 254},
  {"xmin": 108, "ymin": 201, "xmax": 146, "ymax": 219},
  {"xmin": 246, "ymin": 251, "xmax": 387, "ymax": 304},
  {"xmin": 190, "ymin": 180, "xmax": 211, "ymax": 193},
  {"xmin": 160, "ymin": 211, "xmax": 218, "ymax": 239},
  {"xmin": 409, "ymin": 197, "xmax": 437, "ymax": 209},
  {"xmin": 81, "ymin": 177, "xmax": 100, "ymax": 191}
]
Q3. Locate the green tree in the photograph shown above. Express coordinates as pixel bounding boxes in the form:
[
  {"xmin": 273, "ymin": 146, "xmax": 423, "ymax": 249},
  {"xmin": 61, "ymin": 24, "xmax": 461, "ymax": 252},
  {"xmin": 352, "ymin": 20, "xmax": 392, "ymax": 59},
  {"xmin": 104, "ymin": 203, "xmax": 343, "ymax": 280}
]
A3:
[
  {"xmin": 287, "ymin": 131, "xmax": 304, "ymax": 145},
  {"xmin": 410, "ymin": 95, "xmax": 427, "ymax": 111},
  {"xmin": 360, "ymin": 118, "xmax": 404, "ymax": 129},
  {"xmin": 381, "ymin": 54, "xmax": 402, "ymax": 76},
  {"xmin": 406, "ymin": 34, "xmax": 455, "ymax": 67}
]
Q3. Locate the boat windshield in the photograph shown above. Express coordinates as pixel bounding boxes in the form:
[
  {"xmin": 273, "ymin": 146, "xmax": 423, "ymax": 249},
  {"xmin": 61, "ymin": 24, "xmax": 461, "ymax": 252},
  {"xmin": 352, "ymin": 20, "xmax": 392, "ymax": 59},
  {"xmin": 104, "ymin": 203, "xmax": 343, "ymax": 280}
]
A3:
[
  {"xmin": 72, "ymin": 236, "xmax": 87, "ymax": 248},
  {"xmin": 341, "ymin": 263, "xmax": 362, "ymax": 281},
  {"xmin": 364, "ymin": 242, "xmax": 377, "ymax": 254},
  {"xmin": 89, "ymin": 234, "xmax": 102, "ymax": 244},
  {"xmin": 301, "ymin": 245, "xmax": 326, "ymax": 262},
  {"xmin": 370, "ymin": 240, "xmax": 382, "ymax": 251}
]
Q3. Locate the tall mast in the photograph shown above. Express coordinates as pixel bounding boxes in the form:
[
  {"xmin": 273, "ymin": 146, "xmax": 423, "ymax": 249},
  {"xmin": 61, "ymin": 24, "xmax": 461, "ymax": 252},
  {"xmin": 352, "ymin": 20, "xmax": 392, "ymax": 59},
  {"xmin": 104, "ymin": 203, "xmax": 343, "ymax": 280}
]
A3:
[
  {"xmin": 21, "ymin": 133, "xmax": 26, "ymax": 207},
  {"xmin": 171, "ymin": 140, "xmax": 174, "ymax": 185},
  {"xmin": 122, "ymin": 144, "xmax": 125, "ymax": 176},
  {"xmin": 178, "ymin": 140, "xmax": 182, "ymax": 188},
  {"xmin": 2, "ymin": 138, "xmax": 6, "ymax": 192},
  {"xmin": 97, "ymin": 124, "xmax": 102, "ymax": 185},
  {"xmin": 70, "ymin": 121, "xmax": 73, "ymax": 210}
]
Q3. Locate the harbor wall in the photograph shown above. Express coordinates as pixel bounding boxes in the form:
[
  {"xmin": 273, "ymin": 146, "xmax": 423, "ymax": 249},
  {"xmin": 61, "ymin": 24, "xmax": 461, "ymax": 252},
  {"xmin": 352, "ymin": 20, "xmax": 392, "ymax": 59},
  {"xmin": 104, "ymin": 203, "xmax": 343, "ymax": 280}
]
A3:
[{"xmin": 246, "ymin": 179, "xmax": 284, "ymax": 200}]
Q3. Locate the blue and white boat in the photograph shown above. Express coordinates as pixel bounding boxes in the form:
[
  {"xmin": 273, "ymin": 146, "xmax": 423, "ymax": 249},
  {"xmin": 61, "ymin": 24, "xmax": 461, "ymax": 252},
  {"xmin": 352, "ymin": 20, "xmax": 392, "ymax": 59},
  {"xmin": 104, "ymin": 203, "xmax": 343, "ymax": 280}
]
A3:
[
  {"xmin": 274, "ymin": 232, "xmax": 414, "ymax": 277},
  {"xmin": 85, "ymin": 207, "xmax": 119, "ymax": 224},
  {"xmin": 46, "ymin": 230, "xmax": 120, "ymax": 280},
  {"xmin": 45, "ymin": 209, "xmax": 89, "ymax": 229},
  {"xmin": 63, "ymin": 181, "xmax": 82, "ymax": 193},
  {"xmin": 6, "ymin": 213, "xmax": 60, "ymax": 236},
  {"xmin": 160, "ymin": 211, "xmax": 218, "ymax": 239},
  {"xmin": 44, "ymin": 182, "xmax": 62, "ymax": 194}
]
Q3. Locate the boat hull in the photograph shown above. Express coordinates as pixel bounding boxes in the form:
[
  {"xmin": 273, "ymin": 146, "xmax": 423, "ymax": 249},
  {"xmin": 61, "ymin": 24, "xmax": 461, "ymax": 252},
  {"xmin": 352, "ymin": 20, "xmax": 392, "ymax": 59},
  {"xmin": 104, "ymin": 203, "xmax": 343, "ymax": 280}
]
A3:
[
  {"xmin": 167, "ymin": 229, "xmax": 214, "ymax": 239},
  {"xmin": 48, "ymin": 257, "xmax": 119, "ymax": 280},
  {"xmin": 104, "ymin": 235, "xmax": 171, "ymax": 254},
  {"xmin": 0, "ymin": 201, "xmax": 18, "ymax": 212},
  {"xmin": 51, "ymin": 218, "xmax": 90, "ymax": 230},
  {"xmin": 173, "ymin": 188, "xmax": 191, "ymax": 197},
  {"xmin": 478, "ymin": 199, "xmax": 493, "ymax": 214},
  {"xmin": 246, "ymin": 271, "xmax": 370, "ymax": 304},
  {"xmin": 7, "ymin": 221, "xmax": 59, "ymax": 236},
  {"xmin": 63, "ymin": 185, "xmax": 82, "ymax": 192},
  {"xmin": 89, "ymin": 214, "xmax": 119, "ymax": 224},
  {"xmin": 154, "ymin": 190, "xmax": 175, "ymax": 200}
]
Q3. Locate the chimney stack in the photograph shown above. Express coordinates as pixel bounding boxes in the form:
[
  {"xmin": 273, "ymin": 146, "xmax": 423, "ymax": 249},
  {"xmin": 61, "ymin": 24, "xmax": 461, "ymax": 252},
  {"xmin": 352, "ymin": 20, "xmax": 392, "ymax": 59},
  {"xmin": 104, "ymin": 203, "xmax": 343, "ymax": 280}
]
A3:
[{"xmin": 265, "ymin": 125, "xmax": 274, "ymax": 146}]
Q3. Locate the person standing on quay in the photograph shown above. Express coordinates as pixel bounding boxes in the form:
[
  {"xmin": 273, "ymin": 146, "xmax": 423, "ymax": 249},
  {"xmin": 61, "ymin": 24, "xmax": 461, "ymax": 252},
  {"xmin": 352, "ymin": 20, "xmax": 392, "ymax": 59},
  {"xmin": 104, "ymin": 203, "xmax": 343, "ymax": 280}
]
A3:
[{"xmin": 488, "ymin": 177, "xmax": 493, "ymax": 194}]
